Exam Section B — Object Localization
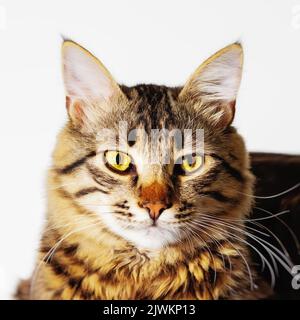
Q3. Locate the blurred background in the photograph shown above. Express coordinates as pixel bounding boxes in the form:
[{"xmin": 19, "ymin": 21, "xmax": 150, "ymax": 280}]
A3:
[{"xmin": 0, "ymin": 0, "xmax": 299, "ymax": 299}]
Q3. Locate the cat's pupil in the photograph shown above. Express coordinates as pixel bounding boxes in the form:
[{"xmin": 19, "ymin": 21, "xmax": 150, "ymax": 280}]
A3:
[{"xmin": 116, "ymin": 153, "xmax": 121, "ymax": 165}]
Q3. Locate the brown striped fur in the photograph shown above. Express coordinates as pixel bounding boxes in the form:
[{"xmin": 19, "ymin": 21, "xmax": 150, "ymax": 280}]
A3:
[{"xmin": 15, "ymin": 41, "xmax": 283, "ymax": 300}]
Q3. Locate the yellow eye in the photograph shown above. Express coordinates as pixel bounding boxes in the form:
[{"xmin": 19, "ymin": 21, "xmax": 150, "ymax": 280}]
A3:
[
  {"xmin": 105, "ymin": 151, "xmax": 132, "ymax": 173},
  {"xmin": 181, "ymin": 154, "xmax": 203, "ymax": 173}
]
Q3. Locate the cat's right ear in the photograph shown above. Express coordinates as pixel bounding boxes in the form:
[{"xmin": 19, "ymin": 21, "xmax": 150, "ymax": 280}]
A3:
[
  {"xmin": 179, "ymin": 43, "xmax": 243, "ymax": 129},
  {"xmin": 62, "ymin": 40, "xmax": 125, "ymax": 130}
]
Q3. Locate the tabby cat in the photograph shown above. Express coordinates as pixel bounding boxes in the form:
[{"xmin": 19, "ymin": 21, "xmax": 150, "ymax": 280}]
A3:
[{"xmin": 17, "ymin": 41, "xmax": 272, "ymax": 299}]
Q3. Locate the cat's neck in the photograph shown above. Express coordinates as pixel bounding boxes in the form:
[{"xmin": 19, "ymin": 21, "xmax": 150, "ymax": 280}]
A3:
[{"xmin": 37, "ymin": 221, "xmax": 268, "ymax": 299}]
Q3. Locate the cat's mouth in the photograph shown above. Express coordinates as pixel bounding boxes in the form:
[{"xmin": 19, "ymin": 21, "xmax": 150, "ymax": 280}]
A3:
[{"xmin": 150, "ymin": 220, "xmax": 159, "ymax": 227}]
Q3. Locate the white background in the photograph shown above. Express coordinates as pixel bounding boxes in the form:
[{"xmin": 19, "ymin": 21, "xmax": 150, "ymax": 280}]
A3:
[{"xmin": 0, "ymin": 0, "xmax": 299, "ymax": 299}]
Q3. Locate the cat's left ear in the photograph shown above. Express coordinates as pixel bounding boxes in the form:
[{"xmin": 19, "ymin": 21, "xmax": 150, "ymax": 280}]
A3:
[
  {"xmin": 62, "ymin": 40, "xmax": 126, "ymax": 129},
  {"xmin": 179, "ymin": 43, "xmax": 243, "ymax": 128}
]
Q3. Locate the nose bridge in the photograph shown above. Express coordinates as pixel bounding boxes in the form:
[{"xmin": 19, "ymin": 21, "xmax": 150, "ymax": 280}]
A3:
[
  {"xmin": 140, "ymin": 181, "xmax": 168, "ymax": 204},
  {"xmin": 136, "ymin": 162, "xmax": 164, "ymax": 190}
]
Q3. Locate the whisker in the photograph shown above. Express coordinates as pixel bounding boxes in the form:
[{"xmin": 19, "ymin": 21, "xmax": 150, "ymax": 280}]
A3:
[
  {"xmin": 182, "ymin": 223, "xmax": 221, "ymax": 284},
  {"xmin": 200, "ymin": 215, "xmax": 293, "ymax": 268},
  {"xmin": 237, "ymin": 182, "xmax": 300, "ymax": 199},
  {"xmin": 196, "ymin": 215, "xmax": 294, "ymax": 281},
  {"xmin": 212, "ymin": 219, "xmax": 281, "ymax": 274},
  {"xmin": 190, "ymin": 218, "xmax": 276, "ymax": 286},
  {"xmin": 254, "ymin": 206, "xmax": 300, "ymax": 253},
  {"xmin": 199, "ymin": 212, "xmax": 291, "ymax": 264},
  {"xmin": 186, "ymin": 220, "xmax": 254, "ymax": 290},
  {"xmin": 245, "ymin": 210, "xmax": 290, "ymax": 222},
  {"xmin": 247, "ymin": 220, "xmax": 291, "ymax": 261}
]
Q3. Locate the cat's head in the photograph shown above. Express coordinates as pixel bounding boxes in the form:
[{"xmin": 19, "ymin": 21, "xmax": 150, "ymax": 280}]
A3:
[{"xmin": 50, "ymin": 41, "xmax": 253, "ymax": 250}]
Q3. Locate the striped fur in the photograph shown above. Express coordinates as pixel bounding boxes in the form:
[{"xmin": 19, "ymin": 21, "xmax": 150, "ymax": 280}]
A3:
[{"xmin": 16, "ymin": 42, "xmax": 273, "ymax": 300}]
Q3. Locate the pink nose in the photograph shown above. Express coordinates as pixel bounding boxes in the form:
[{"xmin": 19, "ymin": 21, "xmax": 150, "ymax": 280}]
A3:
[
  {"xmin": 138, "ymin": 182, "xmax": 171, "ymax": 221},
  {"xmin": 142, "ymin": 202, "xmax": 168, "ymax": 221}
]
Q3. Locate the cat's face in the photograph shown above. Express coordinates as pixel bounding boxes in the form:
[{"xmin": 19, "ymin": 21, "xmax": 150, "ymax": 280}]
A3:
[{"xmin": 52, "ymin": 41, "xmax": 253, "ymax": 250}]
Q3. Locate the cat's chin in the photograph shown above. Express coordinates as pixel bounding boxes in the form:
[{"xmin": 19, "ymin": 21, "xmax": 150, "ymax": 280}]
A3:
[
  {"xmin": 101, "ymin": 216, "xmax": 179, "ymax": 250},
  {"xmin": 124, "ymin": 226, "xmax": 179, "ymax": 250}
]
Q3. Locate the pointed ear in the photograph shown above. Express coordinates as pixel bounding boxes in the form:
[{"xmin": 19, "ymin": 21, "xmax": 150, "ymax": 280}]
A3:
[
  {"xmin": 62, "ymin": 40, "xmax": 125, "ymax": 130},
  {"xmin": 179, "ymin": 43, "xmax": 243, "ymax": 128}
]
